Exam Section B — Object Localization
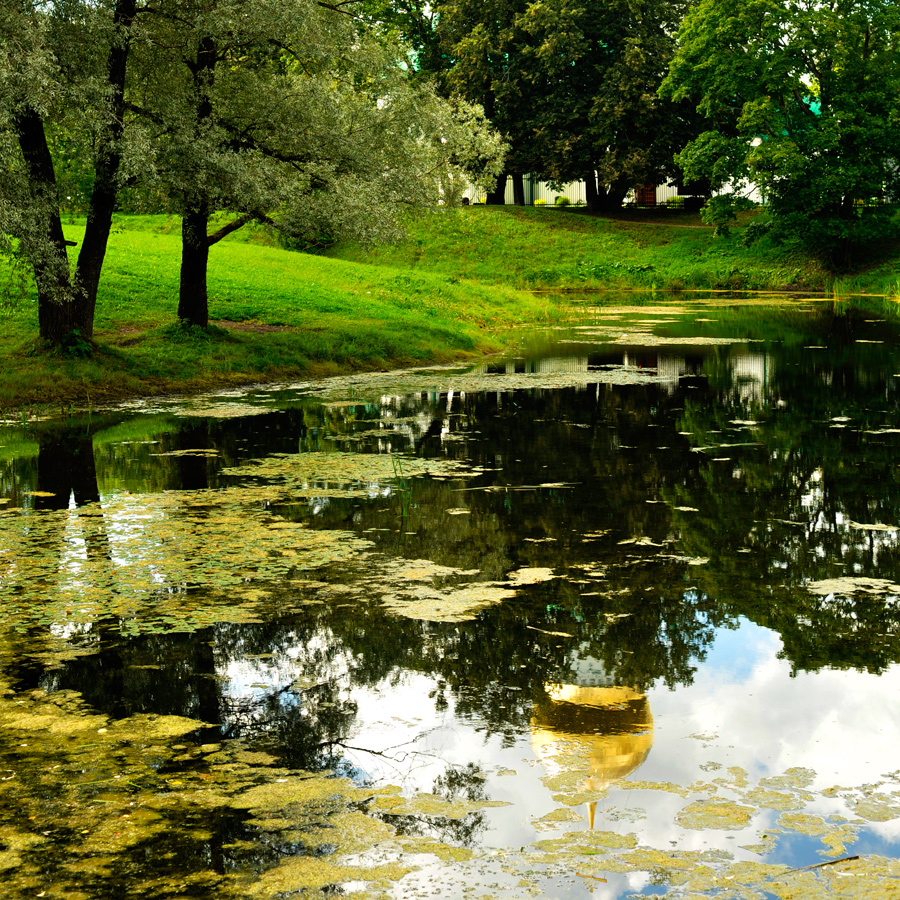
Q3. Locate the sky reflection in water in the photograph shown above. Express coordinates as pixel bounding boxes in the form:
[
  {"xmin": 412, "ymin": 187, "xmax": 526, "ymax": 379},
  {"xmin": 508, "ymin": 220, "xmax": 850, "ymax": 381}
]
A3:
[{"xmin": 2, "ymin": 300, "xmax": 900, "ymax": 898}]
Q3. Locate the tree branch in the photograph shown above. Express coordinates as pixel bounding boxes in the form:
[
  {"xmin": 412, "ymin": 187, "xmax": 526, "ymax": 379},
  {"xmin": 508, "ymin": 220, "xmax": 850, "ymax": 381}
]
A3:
[{"xmin": 207, "ymin": 213, "xmax": 256, "ymax": 246}]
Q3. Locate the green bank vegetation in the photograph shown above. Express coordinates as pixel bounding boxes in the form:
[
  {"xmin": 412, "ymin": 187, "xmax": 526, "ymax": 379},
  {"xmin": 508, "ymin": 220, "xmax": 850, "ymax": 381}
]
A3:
[
  {"xmin": 3, "ymin": 206, "xmax": 900, "ymax": 414},
  {"xmin": 330, "ymin": 205, "xmax": 900, "ymax": 295},
  {"xmin": 0, "ymin": 215, "xmax": 556, "ymax": 412}
]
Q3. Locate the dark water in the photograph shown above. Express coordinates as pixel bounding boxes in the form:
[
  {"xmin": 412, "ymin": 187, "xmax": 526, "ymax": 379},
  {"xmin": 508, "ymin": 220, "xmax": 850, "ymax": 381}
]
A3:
[{"xmin": 2, "ymin": 299, "xmax": 900, "ymax": 899}]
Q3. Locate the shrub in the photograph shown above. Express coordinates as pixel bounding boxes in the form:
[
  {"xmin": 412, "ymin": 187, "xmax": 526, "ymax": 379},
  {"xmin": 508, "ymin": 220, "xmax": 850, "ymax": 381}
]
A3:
[
  {"xmin": 555, "ymin": 196, "xmax": 571, "ymax": 207},
  {"xmin": 740, "ymin": 219, "xmax": 772, "ymax": 247},
  {"xmin": 534, "ymin": 199, "xmax": 547, "ymax": 206}
]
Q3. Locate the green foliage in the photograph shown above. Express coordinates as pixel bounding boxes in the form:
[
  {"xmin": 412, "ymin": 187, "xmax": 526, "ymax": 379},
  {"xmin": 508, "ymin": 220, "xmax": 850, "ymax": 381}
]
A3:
[
  {"xmin": 740, "ymin": 218, "xmax": 773, "ymax": 248},
  {"xmin": 575, "ymin": 260, "xmax": 654, "ymax": 279},
  {"xmin": 662, "ymin": 0, "xmax": 900, "ymax": 269},
  {"xmin": 58, "ymin": 328, "xmax": 92, "ymax": 359},
  {"xmin": 130, "ymin": 0, "xmax": 506, "ymax": 244},
  {"xmin": 700, "ymin": 194, "xmax": 757, "ymax": 238},
  {"xmin": 436, "ymin": 0, "xmax": 702, "ymax": 205},
  {"xmin": 554, "ymin": 196, "xmax": 570, "ymax": 207},
  {"xmin": 0, "ymin": 215, "xmax": 556, "ymax": 409}
]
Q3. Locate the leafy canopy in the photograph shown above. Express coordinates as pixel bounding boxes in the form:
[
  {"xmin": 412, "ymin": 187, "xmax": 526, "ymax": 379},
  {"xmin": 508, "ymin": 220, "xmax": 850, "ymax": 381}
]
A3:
[{"xmin": 662, "ymin": 0, "xmax": 900, "ymax": 267}]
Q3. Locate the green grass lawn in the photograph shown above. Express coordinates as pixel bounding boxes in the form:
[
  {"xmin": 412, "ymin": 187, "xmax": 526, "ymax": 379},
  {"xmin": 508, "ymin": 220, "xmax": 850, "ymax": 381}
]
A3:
[
  {"xmin": 328, "ymin": 205, "xmax": 900, "ymax": 295},
  {"xmin": 0, "ymin": 215, "xmax": 558, "ymax": 411},
  {"xmin": 3, "ymin": 206, "xmax": 899, "ymax": 413}
]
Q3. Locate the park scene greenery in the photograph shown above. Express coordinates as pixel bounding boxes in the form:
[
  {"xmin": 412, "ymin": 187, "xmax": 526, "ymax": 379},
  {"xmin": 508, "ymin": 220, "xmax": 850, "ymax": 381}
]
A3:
[
  {"xmin": 2, "ymin": 0, "xmax": 900, "ymax": 412},
  {"xmin": 4, "ymin": 2, "xmax": 900, "ymax": 895}
]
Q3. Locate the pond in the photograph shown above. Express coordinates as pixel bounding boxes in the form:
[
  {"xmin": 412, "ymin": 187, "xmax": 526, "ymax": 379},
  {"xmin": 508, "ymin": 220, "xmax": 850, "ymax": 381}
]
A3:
[{"xmin": 2, "ymin": 298, "xmax": 900, "ymax": 900}]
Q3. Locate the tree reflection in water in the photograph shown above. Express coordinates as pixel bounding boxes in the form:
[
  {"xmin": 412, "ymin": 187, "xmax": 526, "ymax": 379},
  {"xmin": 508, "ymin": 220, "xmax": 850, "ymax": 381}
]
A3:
[{"xmin": 2, "ymin": 302, "xmax": 900, "ymax": 895}]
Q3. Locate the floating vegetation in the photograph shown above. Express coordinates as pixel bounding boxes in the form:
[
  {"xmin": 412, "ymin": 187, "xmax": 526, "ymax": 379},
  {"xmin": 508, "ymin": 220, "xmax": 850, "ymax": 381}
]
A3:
[
  {"xmin": 152, "ymin": 448, "xmax": 220, "ymax": 457},
  {"xmin": 221, "ymin": 450, "xmax": 478, "ymax": 491},
  {"xmin": 676, "ymin": 798, "xmax": 755, "ymax": 830},
  {"xmin": 608, "ymin": 331, "xmax": 744, "ymax": 347},
  {"xmin": 0, "ymin": 670, "xmax": 519, "ymax": 900},
  {"xmin": 0, "ymin": 488, "xmax": 374, "ymax": 637},
  {"xmin": 241, "ymin": 361, "xmax": 674, "ymax": 410},
  {"xmin": 380, "ymin": 793, "xmax": 510, "ymax": 819},
  {"xmin": 333, "ymin": 558, "xmax": 564, "ymax": 624},
  {"xmin": 807, "ymin": 577, "xmax": 900, "ymax": 596},
  {"xmin": 378, "ymin": 581, "xmax": 517, "ymax": 623}
]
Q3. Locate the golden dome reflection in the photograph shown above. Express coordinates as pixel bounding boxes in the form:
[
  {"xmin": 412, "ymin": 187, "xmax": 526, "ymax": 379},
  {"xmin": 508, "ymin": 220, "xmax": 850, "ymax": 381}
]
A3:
[{"xmin": 530, "ymin": 684, "xmax": 654, "ymax": 829}]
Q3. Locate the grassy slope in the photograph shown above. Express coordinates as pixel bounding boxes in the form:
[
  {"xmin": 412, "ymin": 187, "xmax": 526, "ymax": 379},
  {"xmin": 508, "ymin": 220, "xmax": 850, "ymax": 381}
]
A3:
[
  {"xmin": 4, "ymin": 207, "xmax": 899, "ymax": 411},
  {"xmin": 329, "ymin": 206, "xmax": 900, "ymax": 294},
  {"xmin": 1, "ymin": 216, "xmax": 557, "ymax": 411}
]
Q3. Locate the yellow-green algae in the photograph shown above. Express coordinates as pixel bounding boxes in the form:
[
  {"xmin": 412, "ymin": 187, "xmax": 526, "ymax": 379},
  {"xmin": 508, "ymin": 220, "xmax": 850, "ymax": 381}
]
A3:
[
  {"xmin": 741, "ymin": 788, "xmax": 803, "ymax": 811},
  {"xmin": 220, "ymin": 449, "xmax": 479, "ymax": 489},
  {"xmin": 850, "ymin": 793, "xmax": 900, "ymax": 822},
  {"xmin": 0, "ymin": 455, "xmax": 566, "ymax": 636},
  {"xmin": 0, "ymin": 486, "xmax": 375, "ymax": 635},
  {"xmin": 0, "ymin": 670, "xmax": 509, "ymax": 900},
  {"xmin": 675, "ymin": 799, "xmax": 756, "ymax": 831},
  {"xmin": 506, "ymin": 749, "xmax": 900, "ymax": 899},
  {"xmin": 382, "ymin": 792, "xmax": 511, "ymax": 819}
]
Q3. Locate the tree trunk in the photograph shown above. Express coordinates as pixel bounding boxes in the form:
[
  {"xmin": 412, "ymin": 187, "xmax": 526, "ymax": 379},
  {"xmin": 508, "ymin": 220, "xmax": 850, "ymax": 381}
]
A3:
[
  {"xmin": 178, "ymin": 205, "xmax": 211, "ymax": 327},
  {"xmin": 585, "ymin": 172, "xmax": 600, "ymax": 210},
  {"xmin": 176, "ymin": 34, "xmax": 217, "ymax": 328},
  {"xmin": 74, "ymin": 0, "xmax": 137, "ymax": 340},
  {"xmin": 486, "ymin": 173, "xmax": 507, "ymax": 205},
  {"xmin": 512, "ymin": 173, "xmax": 525, "ymax": 206},
  {"xmin": 596, "ymin": 180, "xmax": 631, "ymax": 212},
  {"xmin": 13, "ymin": 108, "xmax": 78, "ymax": 343}
]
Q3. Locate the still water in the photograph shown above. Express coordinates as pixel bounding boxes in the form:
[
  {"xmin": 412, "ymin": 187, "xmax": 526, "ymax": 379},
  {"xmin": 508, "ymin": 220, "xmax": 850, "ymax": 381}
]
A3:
[{"xmin": 2, "ymin": 299, "xmax": 900, "ymax": 899}]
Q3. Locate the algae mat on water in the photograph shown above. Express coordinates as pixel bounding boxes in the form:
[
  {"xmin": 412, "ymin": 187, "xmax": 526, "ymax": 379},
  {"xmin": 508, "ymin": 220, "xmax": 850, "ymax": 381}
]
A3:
[
  {"xmin": 2, "ymin": 662, "xmax": 899, "ymax": 900},
  {"xmin": 0, "ymin": 669, "xmax": 507, "ymax": 900},
  {"xmin": 4, "ymin": 351, "xmax": 900, "ymax": 898}
]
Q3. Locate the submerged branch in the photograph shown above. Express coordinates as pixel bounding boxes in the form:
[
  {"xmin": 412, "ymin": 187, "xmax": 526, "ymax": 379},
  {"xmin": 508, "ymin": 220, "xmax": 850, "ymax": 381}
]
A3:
[{"xmin": 774, "ymin": 856, "xmax": 860, "ymax": 879}]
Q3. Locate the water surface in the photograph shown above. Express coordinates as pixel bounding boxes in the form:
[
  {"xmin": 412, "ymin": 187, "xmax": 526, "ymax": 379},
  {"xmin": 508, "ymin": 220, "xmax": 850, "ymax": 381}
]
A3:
[{"xmin": 2, "ymin": 299, "xmax": 900, "ymax": 899}]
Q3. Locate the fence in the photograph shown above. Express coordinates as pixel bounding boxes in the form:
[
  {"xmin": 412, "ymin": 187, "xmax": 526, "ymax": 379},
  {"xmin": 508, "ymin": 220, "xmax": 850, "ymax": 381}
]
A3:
[{"xmin": 465, "ymin": 176, "xmax": 685, "ymax": 207}]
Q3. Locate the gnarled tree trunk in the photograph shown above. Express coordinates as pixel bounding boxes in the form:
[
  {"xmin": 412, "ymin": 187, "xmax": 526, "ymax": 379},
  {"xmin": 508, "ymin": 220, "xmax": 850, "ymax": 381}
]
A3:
[
  {"xmin": 14, "ymin": 108, "xmax": 78, "ymax": 344},
  {"xmin": 74, "ymin": 0, "xmax": 138, "ymax": 340}
]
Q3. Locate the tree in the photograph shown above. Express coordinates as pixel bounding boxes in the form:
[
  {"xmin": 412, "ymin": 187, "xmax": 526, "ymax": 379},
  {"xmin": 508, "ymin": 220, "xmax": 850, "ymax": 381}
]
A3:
[
  {"xmin": 1, "ymin": 0, "xmax": 503, "ymax": 339},
  {"xmin": 128, "ymin": 0, "xmax": 504, "ymax": 327},
  {"xmin": 357, "ymin": 0, "xmax": 447, "ymax": 80},
  {"xmin": 0, "ymin": 0, "xmax": 139, "ymax": 344},
  {"xmin": 434, "ymin": 0, "xmax": 700, "ymax": 210},
  {"xmin": 514, "ymin": 0, "xmax": 699, "ymax": 210},
  {"xmin": 437, "ymin": 0, "xmax": 534, "ymax": 205},
  {"xmin": 661, "ymin": 0, "xmax": 900, "ymax": 267}
]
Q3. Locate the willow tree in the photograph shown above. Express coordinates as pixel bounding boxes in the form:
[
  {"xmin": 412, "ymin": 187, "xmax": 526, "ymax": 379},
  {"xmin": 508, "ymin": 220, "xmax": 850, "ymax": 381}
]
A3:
[
  {"xmin": 0, "ymin": 0, "xmax": 140, "ymax": 344},
  {"xmin": 129, "ymin": 0, "xmax": 505, "ymax": 328}
]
